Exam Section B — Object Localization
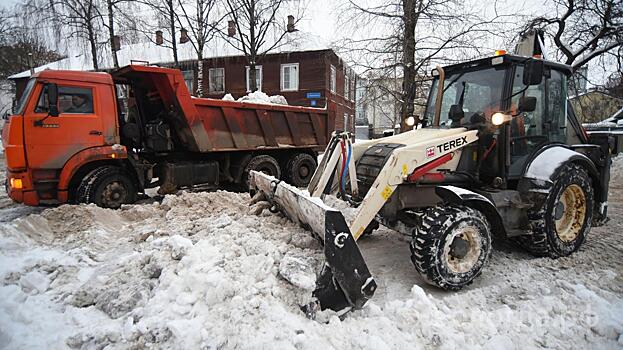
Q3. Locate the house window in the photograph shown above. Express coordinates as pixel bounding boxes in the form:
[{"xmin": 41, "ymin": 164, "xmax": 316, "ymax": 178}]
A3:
[
  {"xmin": 208, "ymin": 68, "xmax": 225, "ymax": 93},
  {"xmin": 343, "ymin": 113, "xmax": 349, "ymax": 131},
  {"xmin": 182, "ymin": 70, "xmax": 194, "ymax": 94},
  {"xmin": 330, "ymin": 65, "xmax": 336, "ymax": 93},
  {"xmin": 345, "ymin": 74, "xmax": 350, "ymax": 99},
  {"xmin": 281, "ymin": 63, "xmax": 299, "ymax": 91},
  {"xmin": 246, "ymin": 65, "xmax": 263, "ymax": 92}
]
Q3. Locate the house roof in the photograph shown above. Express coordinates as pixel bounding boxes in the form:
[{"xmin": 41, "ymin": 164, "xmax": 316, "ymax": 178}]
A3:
[
  {"xmin": 9, "ymin": 30, "xmax": 331, "ymax": 80},
  {"xmin": 569, "ymin": 89, "xmax": 623, "ymax": 101}
]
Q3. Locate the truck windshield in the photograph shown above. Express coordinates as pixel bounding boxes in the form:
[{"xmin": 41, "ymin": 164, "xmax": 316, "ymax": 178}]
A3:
[
  {"xmin": 424, "ymin": 67, "xmax": 507, "ymax": 127},
  {"xmin": 14, "ymin": 78, "xmax": 36, "ymax": 115}
]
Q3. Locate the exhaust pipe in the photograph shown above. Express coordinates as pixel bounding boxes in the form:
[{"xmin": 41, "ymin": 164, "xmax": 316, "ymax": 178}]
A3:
[{"xmin": 250, "ymin": 171, "xmax": 377, "ymax": 313}]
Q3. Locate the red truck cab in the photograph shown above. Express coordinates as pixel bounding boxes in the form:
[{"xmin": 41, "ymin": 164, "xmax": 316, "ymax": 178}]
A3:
[
  {"xmin": 3, "ymin": 65, "xmax": 332, "ymax": 207},
  {"xmin": 3, "ymin": 70, "xmax": 125, "ymax": 205}
]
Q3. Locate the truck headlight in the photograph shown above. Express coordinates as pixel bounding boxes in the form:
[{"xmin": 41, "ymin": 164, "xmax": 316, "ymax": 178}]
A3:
[{"xmin": 10, "ymin": 178, "xmax": 23, "ymax": 189}]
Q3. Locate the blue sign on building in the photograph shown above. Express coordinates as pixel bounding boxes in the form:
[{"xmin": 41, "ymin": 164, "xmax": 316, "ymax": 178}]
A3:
[{"xmin": 306, "ymin": 92, "xmax": 322, "ymax": 99}]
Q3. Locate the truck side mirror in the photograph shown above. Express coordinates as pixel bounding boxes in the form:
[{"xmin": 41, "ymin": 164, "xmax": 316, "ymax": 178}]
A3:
[
  {"xmin": 523, "ymin": 60, "xmax": 544, "ymax": 86},
  {"xmin": 518, "ymin": 96, "xmax": 537, "ymax": 112},
  {"xmin": 47, "ymin": 83, "xmax": 59, "ymax": 117}
]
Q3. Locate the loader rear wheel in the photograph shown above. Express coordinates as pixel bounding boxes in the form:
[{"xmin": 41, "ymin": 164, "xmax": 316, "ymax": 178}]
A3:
[
  {"xmin": 516, "ymin": 163, "xmax": 594, "ymax": 258},
  {"xmin": 243, "ymin": 155, "xmax": 281, "ymax": 189},
  {"xmin": 410, "ymin": 205, "xmax": 492, "ymax": 290},
  {"xmin": 286, "ymin": 153, "xmax": 317, "ymax": 187},
  {"xmin": 76, "ymin": 166, "xmax": 137, "ymax": 209}
]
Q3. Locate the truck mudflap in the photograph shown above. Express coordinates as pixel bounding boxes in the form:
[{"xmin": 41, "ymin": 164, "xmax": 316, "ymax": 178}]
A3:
[{"xmin": 249, "ymin": 170, "xmax": 377, "ymax": 313}]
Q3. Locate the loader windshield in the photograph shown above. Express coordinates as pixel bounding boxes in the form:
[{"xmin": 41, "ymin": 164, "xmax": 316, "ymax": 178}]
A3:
[{"xmin": 424, "ymin": 67, "xmax": 507, "ymax": 127}]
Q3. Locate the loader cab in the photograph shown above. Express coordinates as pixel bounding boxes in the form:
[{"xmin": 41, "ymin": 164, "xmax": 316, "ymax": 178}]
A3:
[{"xmin": 423, "ymin": 54, "xmax": 579, "ymax": 187}]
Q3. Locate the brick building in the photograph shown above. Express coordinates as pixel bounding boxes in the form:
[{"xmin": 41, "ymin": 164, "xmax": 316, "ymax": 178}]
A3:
[{"xmin": 9, "ymin": 31, "xmax": 356, "ymax": 133}]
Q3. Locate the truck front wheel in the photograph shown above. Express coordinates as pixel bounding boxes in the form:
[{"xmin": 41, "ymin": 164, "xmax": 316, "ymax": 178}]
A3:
[
  {"xmin": 76, "ymin": 166, "xmax": 137, "ymax": 209},
  {"xmin": 410, "ymin": 205, "xmax": 492, "ymax": 290},
  {"xmin": 285, "ymin": 153, "xmax": 317, "ymax": 187}
]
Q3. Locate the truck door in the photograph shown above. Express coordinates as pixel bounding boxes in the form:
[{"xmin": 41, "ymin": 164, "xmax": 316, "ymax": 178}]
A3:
[{"xmin": 23, "ymin": 82, "xmax": 105, "ymax": 170}]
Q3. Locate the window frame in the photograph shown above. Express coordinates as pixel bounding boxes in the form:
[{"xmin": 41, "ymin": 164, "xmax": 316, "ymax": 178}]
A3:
[
  {"xmin": 330, "ymin": 65, "xmax": 336, "ymax": 93},
  {"xmin": 182, "ymin": 70, "xmax": 194, "ymax": 95},
  {"xmin": 344, "ymin": 73, "xmax": 350, "ymax": 99},
  {"xmin": 280, "ymin": 63, "xmax": 299, "ymax": 92},
  {"xmin": 208, "ymin": 67, "xmax": 225, "ymax": 93},
  {"xmin": 246, "ymin": 65, "xmax": 263, "ymax": 92}
]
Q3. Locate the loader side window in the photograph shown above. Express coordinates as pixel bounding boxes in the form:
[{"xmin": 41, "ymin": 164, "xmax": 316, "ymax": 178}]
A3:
[
  {"xmin": 509, "ymin": 65, "xmax": 546, "ymax": 177},
  {"xmin": 546, "ymin": 70, "xmax": 567, "ymax": 143}
]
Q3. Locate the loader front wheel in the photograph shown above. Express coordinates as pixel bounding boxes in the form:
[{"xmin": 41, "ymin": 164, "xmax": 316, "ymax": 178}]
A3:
[{"xmin": 410, "ymin": 205, "xmax": 492, "ymax": 290}]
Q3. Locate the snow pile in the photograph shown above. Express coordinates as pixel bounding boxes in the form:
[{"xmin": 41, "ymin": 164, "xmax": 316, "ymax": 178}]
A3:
[
  {"xmin": 0, "ymin": 187, "xmax": 622, "ymax": 348},
  {"xmin": 225, "ymin": 90, "xmax": 289, "ymax": 105}
]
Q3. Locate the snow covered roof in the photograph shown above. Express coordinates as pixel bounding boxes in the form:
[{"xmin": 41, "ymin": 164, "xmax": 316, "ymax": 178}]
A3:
[{"xmin": 9, "ymin": 31, "xmax": 331, "ymax": 79}]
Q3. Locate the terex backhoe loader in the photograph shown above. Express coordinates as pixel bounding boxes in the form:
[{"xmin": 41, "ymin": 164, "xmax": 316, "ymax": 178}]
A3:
[{"xmin": 249, "ymin": 53, "xmax": 622, "ymax": 314}]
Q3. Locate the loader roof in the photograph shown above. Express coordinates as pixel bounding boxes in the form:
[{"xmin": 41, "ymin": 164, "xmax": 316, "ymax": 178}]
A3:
[{"xmin": 439, "ymin": 54, "xmax": 573, "ymax": 76}]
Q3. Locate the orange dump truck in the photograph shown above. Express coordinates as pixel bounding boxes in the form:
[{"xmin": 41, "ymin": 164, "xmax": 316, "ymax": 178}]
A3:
[{"xmin": 2, "ymin": 65, "xmax": 334, "ymax": 208}]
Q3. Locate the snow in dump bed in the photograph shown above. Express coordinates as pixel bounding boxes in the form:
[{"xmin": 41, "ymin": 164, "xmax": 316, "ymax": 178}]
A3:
[
  {"xmin": 1, "ymin": 187, "xmax": 623, "ymax": 348},
  {"xmin": 222, "ymin": 91, "xmax": 288, "ymax": 106}
]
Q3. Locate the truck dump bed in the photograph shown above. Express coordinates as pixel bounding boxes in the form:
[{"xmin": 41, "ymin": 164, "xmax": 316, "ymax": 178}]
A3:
[{"xmin": 113, "ymin": 65, "xmax": 334, "ymax": 153}]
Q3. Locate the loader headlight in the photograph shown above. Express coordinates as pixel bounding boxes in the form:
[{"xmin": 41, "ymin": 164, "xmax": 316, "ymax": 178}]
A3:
[
  {"xmin": 405, "ymin": 116, "xmax": 416, "ymax": 127},
  {"xmin": 491, "ymin": 112, "xmax": 511, "ymax": 126}
]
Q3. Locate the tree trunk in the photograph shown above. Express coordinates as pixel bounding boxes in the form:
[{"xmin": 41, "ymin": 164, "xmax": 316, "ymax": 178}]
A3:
[
  {"xmin": 107, "ymin": 0, "xmax": 119, "ymax": 68},
  {"xmin": 400, "ymin": 0, "xmax": 417, "ymax": 133},
  {"xmin": 248, "ymin": 0, "xmax": 258, "ymax": 91},
  {"xmin": 196, "ymin": 54, "xmax": 204, "ymax": 97},
  {"xmin": 87, "ymin": 20, "xmax": 99, "ymax": 70},
  {"xmin": 168, "ymin": 0, "xmax": 179, "ymax": 68},
  {"xmin": 249, "ymin": 61, "xmax": 257, "ymax": 91}
]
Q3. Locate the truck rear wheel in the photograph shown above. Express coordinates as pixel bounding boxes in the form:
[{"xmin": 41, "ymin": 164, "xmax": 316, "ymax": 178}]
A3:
[
  {"xmin": 410, "ymin": 205, "xmax": 492, "ymax": 290},
  {"xmin": 76, "ymin": 166, "xmax": 137, "ymax": 209},
  {"xmin": 517, "ymin": 163, "xmax": 594, "ymax": 258},
  {"xmin": 285, "ymin": 153, "xmax": 317, "ymax": 187},
  {"xmin": 243, "ymin": 155, "xmax": 281, "ymax": 189}
]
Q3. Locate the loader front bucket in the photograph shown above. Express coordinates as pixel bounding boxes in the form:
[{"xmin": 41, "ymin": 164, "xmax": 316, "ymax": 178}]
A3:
[{"xmin": 249, "ymin": 171, "xmax": 377, "ymax": 312}]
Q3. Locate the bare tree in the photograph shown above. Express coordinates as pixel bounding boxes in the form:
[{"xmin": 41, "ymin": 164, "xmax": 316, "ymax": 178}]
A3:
[
  {"xmin": 525, "ymin": 0, "xmax": 623, "ymax": 71},
  {"xmin": 176, "ymin": 0, "xmax": 226, "ymax": 96},
  {"xmin": 98, "ymin": 0, "xmax": 126, "ymax": 68},
  {"xmin": 223, "ymin": 0, "xmax": 303, "ymax": 91},
  {"xmin": 135, "ymin": 0, "xmax": 182, "ymax": 67},
  {"xmin": 45, "ymin": 0, "xmax": 103, "ymax": 70},
  {"xmin": 338, "ymin": 0, "xmax": 504, "ymax": 132}
]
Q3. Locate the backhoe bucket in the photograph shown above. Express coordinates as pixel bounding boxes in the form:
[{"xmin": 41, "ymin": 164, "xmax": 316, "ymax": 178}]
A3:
[{"xmin": 249, "ymin": 170, "xmax": 376, "ymax": 312}]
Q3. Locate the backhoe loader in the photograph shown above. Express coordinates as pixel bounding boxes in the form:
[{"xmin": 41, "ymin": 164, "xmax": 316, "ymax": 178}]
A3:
[{"xmin": 249, "ymin": 53, "xmax": 622, "ymax": 314}]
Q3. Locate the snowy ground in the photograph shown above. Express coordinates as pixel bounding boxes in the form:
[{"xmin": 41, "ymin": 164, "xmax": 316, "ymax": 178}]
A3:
[{"xmin": 1, "ymin": 152, "xmax": 622, "ymax": 349}]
